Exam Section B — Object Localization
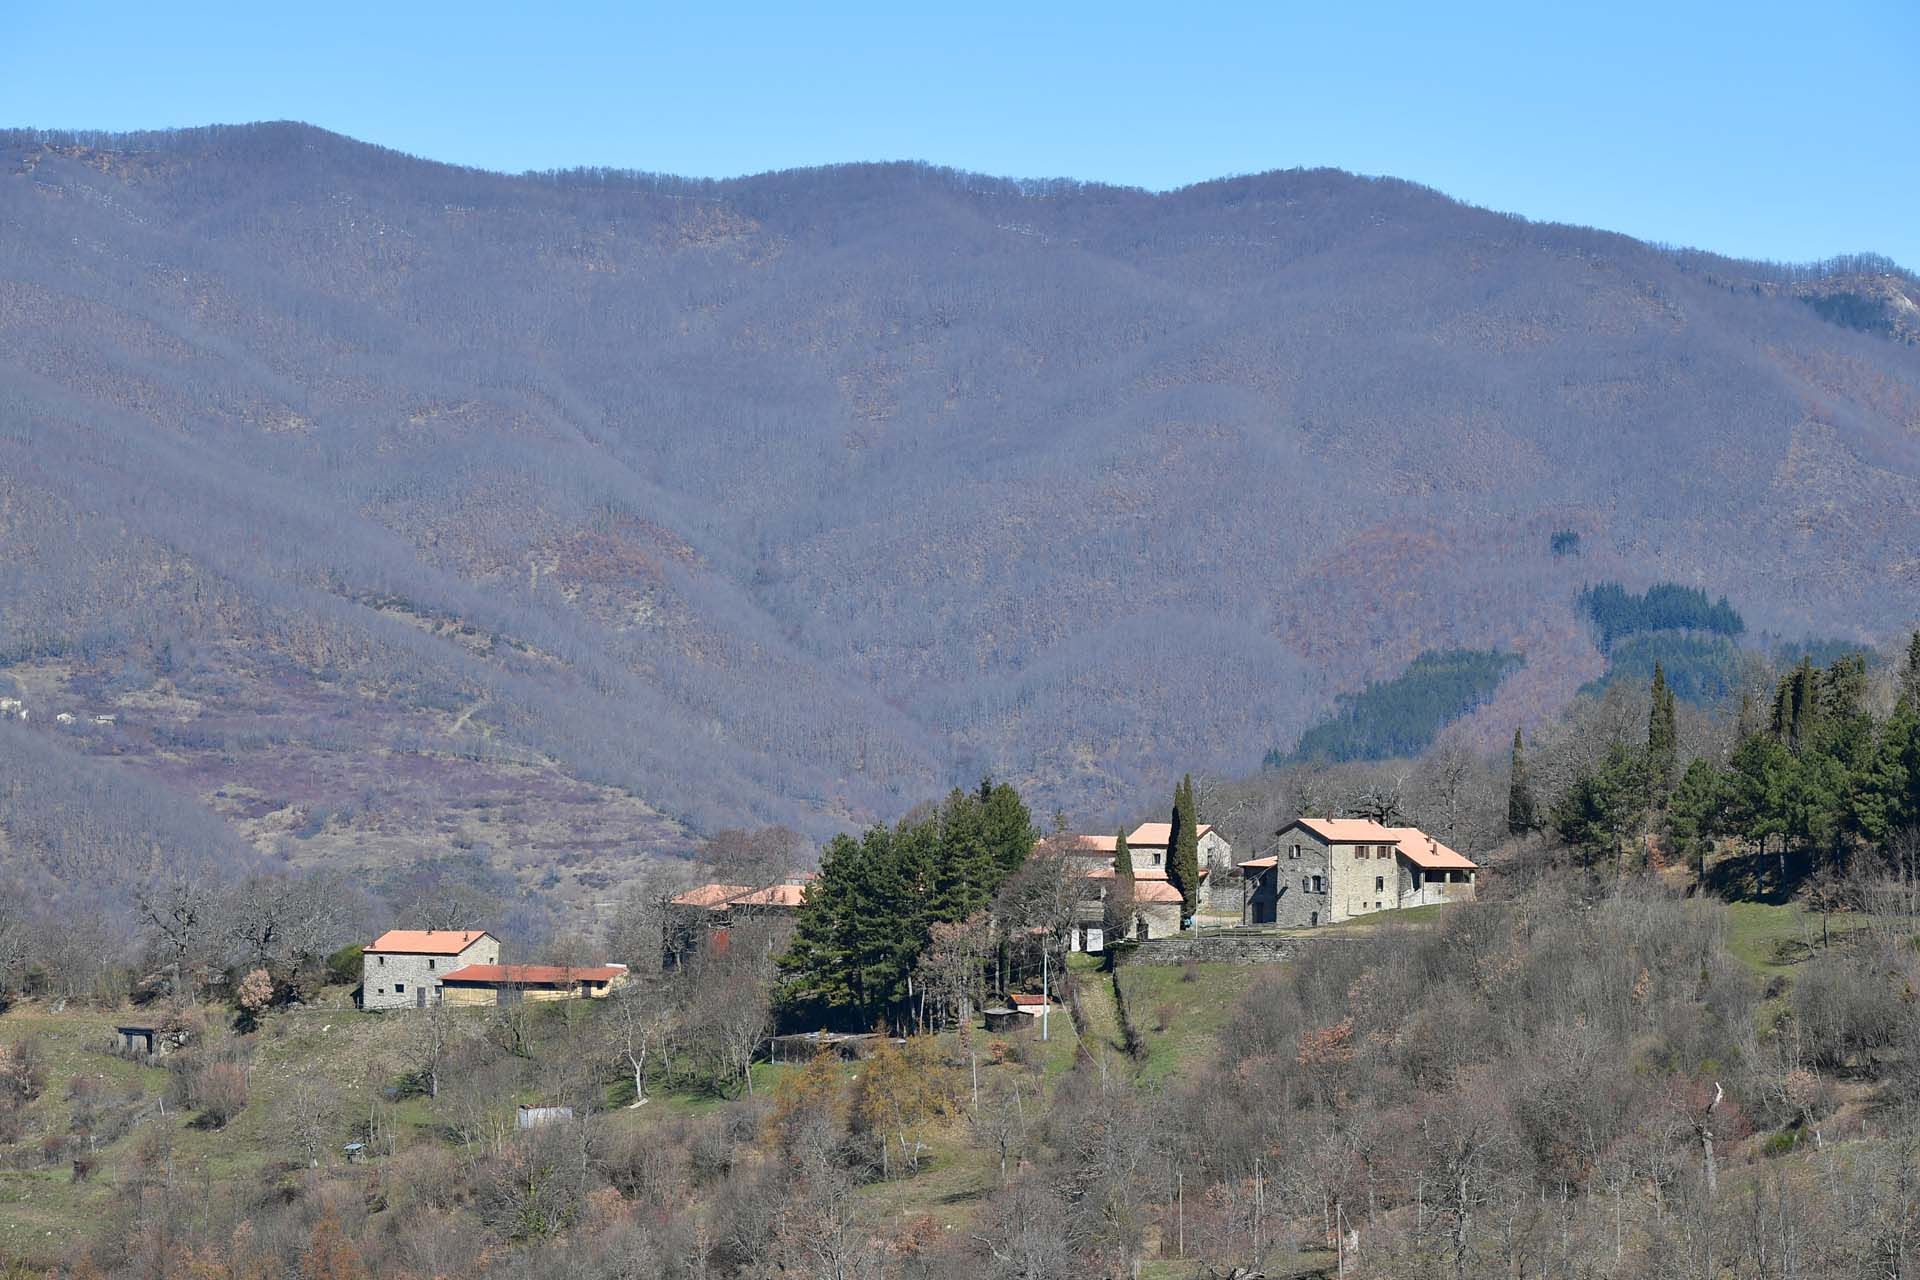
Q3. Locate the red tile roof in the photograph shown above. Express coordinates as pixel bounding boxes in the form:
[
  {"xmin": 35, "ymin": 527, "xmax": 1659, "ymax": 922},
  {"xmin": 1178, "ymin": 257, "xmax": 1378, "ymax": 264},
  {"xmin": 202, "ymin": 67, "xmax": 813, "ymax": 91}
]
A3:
[
  {"xmin": 440, "ymin": 964, "xmax": 625, "ymax": 986},
  {"xmin": 1126, "ymin": 822, "xmax": 1217, "ymax": 847},
  {"xmin": 1132, "ymin": 881, "xmax": 1185, "ymax": 904},
  {"xmin": 1292, "ymin": 817, "xmax": 1401, "ymax": 844},
  {"xmin": 1382, "ymin": 828, "xmax": 1477, "ymax": 871},
  {"xmin": 1036, "ymin": 833, "xmax": 1120, "ymax": 856},
  {"xmin": 730, "ymin": 882, "xmax": 809, "ymax": 909},
  {"xmin": 1286, "ymin": 819, "xmax": 1478, "ymax": 870},
  {"xmin": 366, "ymin": 929, "xmax": 493, "ymax": 956},
  {"xmin": 1236, "ymin": 856, "xmax": 1279, "ymax": 870},
  {"xmin": 1008, "ymin": 993, "xmax": 1053, "ymax": 1007},
  {"xmin": 671, "ymin": 883, "xmax": 753, "ymax": 909}
]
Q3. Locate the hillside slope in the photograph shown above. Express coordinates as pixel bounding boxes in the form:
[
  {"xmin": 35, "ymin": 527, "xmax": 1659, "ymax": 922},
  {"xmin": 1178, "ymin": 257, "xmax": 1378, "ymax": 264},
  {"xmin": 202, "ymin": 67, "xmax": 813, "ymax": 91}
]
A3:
[{"xmin": 3, "ymin": 123, "xmax": 1919, "ymax": 893}]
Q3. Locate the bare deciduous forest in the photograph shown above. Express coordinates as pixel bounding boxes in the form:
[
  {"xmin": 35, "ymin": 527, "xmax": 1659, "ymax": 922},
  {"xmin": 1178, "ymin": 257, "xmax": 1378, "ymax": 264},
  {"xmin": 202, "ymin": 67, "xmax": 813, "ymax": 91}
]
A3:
[{"xmin": 2, "ymin": 124, "xmax": 1919, "ymax": 917}]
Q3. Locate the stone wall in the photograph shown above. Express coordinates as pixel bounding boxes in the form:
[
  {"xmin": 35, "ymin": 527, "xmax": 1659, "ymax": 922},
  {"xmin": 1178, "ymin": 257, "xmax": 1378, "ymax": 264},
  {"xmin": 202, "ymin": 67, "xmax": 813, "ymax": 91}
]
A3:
[{"xmin": 1122, "ymin": 929, "xmax": 1362, "ymax": 966}]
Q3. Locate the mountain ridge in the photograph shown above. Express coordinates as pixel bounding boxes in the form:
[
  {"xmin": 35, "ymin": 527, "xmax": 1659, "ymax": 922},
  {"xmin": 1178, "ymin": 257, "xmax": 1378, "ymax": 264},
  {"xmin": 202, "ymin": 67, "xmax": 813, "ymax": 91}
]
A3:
[{"xmin": 3, "ymin": 121, "xmax": 1918, "ymax": 910}]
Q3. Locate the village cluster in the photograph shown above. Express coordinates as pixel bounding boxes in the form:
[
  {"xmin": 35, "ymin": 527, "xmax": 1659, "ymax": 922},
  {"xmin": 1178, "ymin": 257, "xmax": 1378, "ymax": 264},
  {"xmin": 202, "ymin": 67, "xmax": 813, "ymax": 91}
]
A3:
[{"xmin": 352, "ymin": 818, "xmax": 1476, "ymax": 1011}]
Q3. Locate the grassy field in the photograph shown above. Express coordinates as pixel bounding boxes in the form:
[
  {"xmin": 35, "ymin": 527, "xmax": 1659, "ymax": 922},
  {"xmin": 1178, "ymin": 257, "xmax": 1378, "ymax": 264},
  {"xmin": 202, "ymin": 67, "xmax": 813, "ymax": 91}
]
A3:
[
  {"xmin": 1722, "ymin": 901, "xmax": 1816, "ymax": 977},
  {"xmin": 1116, "ymin": 962, "xmax": 1264, "ymax": 1085}
]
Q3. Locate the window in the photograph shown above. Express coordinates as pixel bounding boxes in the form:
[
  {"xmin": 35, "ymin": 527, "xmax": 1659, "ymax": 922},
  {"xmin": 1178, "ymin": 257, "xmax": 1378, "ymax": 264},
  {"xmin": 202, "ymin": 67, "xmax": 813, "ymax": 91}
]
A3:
[
  {"xmin": 1312, "ymin": 875, "xmax": 1324, "ymax": 894},
  {"xmin": 376, "ymin": 987, "xmax": 386, "ymax": 995},
  {"xmin": 428, "ymin": 958, "xmax": 436, "ymax": 970},
  {"xmin": 377, "ymin": 955, "xmax": 385, "ymax": 966},
  {"xmin": 1412, "ymin": 870, "xmax": 1423, "ymax": 888},
  {"xmin": 1153, "ymin": 851, "xmax": 1162, "ymax": 866},
  {"xmin": 1375, "ymin": 876, "xmax": 1384, "ymax": 892},
  {"xmin": 394, "ymin": 983, "xmax": 406, "ymax": 994},
  {"xmin": 1302, "ymin": 877, "xmax": 1310, "ymax": 892},
  {"xmin": 1289, "ymin": 843, "xmax": 1301, "ymax": 860},
  {"xmin": 1354, "ymin": 846, "xmax": 1366, "ymax": 860}
]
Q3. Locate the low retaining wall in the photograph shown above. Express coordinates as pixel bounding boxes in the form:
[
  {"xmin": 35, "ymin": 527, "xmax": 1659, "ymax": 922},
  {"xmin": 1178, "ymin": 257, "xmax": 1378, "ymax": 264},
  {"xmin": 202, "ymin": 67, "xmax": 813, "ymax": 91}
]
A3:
[{"xmin": 1121, "ymin": 930, "xmax": 1357, "ymax": 966}]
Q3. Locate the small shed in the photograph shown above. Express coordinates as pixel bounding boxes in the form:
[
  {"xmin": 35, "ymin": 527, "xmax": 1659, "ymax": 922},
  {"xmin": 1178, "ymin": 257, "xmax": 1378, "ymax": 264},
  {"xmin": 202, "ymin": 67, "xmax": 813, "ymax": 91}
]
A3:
[
  {"xmin": 516, "ymin": 1104, "xmax": 575, "ymax": 1130},
  {"xmin": 115, "ymin": 1025, "xmax": 158, "ymax": 1057},
  {"xmin": 982, "ymin": 1006, "xmax": 1021, "ymax": 1032}
]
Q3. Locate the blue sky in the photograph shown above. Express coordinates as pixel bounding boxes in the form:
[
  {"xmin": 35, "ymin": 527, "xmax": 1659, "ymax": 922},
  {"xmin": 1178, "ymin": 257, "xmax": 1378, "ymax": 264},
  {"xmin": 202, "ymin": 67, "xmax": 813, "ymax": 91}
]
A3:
[{"xmin": 4, "ymin": 1, "xmax": 1915, "ymax": 267}]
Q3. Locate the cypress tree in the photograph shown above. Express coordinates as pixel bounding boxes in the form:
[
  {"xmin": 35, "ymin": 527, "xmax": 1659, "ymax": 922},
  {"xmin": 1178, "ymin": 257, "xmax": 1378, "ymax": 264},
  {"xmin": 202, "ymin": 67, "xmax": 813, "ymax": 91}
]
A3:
[
  {"xmin": 1902, "ymin": 632, "xmax": 1920, "ymax": 709},
  {"xmin": 1168, "ymin": 774, "xmax": 1201, "ymax": 923},
  {"xmin": 1648, "ymin": 663, "xmax": 1678, "ymax": 804},
  {"xmin": 1506, "ymin": 728, "xmax": 1538, "ymax": 834},
  {"xmin": 1105, "ymin": 829, "xmax": 1136, "ymax": 939}
]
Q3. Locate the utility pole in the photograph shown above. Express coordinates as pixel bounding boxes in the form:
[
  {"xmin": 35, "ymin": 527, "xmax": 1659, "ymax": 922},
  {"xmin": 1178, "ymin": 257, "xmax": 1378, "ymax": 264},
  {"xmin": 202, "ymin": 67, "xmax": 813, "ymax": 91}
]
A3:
[{"xmin": 1041, "ymin": 940, "xmax": 1050, "ymax": 1042}]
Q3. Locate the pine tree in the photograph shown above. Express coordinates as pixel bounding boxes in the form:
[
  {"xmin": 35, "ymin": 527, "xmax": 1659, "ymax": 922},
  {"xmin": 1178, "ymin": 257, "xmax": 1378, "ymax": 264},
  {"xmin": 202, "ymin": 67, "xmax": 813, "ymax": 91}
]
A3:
[
  {"xmin": 1506, "ymin": 728, "xmax": 1538, "ymax": 834},
  {"xmin": 1858, "ymin": 696, "xmax": 1920, "ymax": 842},
  {"xmin": 930, "ymin": 788, "xmax": 992, "ymax": 923},
  {"xmin": 1669, "ymin": 757, "xmax": 1727, "ymax": 887},
  {"xmin": 1903, "ymin": 632, "xmax": 1920, "ymax": 709},
  {"xmin": 1647, "ymin": 663, "xmax": 1678, "ymax": 805},
  {"xmin": 979, "ymin": 778, "xmax": 1036, "ymax": 883},
  {"xmin": 777, "ymin": 832, "xmax": 862, "ymax": 1017},
  {"xmin": 1168, "ymin": 774, "xmax": 1201, "ymax": 923}
]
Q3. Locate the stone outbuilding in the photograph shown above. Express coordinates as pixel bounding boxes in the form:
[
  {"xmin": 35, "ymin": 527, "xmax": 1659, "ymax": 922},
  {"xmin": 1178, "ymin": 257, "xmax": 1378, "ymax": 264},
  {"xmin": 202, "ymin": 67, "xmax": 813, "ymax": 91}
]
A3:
[
  {"xmin": 361, "ymin": 929, "xmax": 500, "ymax": 1010},
  {"xmin": 1238, "ymin": 818, "xmax": 1477, "ymax": 927},
  {"xmin": 436, "ymin": 963, "xmax": 627, "ymax": 1006}
]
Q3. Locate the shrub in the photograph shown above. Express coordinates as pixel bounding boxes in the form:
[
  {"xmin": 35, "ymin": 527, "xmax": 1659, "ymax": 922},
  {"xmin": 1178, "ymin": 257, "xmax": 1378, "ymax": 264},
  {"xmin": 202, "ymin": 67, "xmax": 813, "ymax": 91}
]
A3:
[
  {"xmin": 0, "ymin": 1038, "xmax": 47, "ymax": 1105},
  {"xmin": 1761, "ymin": 1128, "xmax": 1802, "ymax": 1157},
  {"xmin": 194, "ymin": 1061, "xmax": 250, "ymax": 1128}
]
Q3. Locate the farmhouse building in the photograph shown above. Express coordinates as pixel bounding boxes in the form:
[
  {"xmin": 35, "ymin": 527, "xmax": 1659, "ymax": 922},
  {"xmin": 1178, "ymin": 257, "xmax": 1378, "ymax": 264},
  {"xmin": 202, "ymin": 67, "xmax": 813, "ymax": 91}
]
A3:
[
  {"xmin": 1125, "ymin": 822, "xmax": 1240, "ymax": 914},
  {"xmin": 361, "ymin": 928, "xmax": 499, "ymax": 1010},
  {"xmin": 666, "ymin": 876, "xmax": 813, "ymax": 964},
  {"xmin": 1038, "ymin": 832, "xmax": 1192, "ymax": 944},
  {"xmin": 1238, "ymin": 818, "xmax": 1477, "ymax": 928},
  {"xmin": 438, "ymin": 963, "xmax": 627, "ymax": 1006}
]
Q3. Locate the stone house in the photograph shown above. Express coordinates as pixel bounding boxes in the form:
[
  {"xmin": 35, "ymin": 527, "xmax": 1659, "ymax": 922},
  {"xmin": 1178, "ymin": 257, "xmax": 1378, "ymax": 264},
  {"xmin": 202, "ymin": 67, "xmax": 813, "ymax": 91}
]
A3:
[
  {"xmin": 361, "ymin": 929, "xmax": 499, "ymax": 1010},
  {"xmin": 1125, "ymin": 822, "xmax": 1239, "ymax": 915},
  {"xmin": 437, "ymin": 963, "xmax": 627, "ymax": 1006},
  {"xmin": 1238, "ymin": 818, "xmax": 1478, "ymax": 928},
  {"xmin": 666, "ymin": 877, "xmax": 811, "ymax": 965},
  {"xmin": 1038, "ymin": 833, "xmax": 1189, "ymax": 945}
]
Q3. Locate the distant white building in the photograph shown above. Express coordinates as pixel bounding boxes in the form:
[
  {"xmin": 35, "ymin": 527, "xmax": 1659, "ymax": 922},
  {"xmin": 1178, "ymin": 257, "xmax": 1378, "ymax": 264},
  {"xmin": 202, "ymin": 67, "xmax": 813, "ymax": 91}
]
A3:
[{"xmin": 54, "ymin": 712, "xmax": 75, "ymax": 726}]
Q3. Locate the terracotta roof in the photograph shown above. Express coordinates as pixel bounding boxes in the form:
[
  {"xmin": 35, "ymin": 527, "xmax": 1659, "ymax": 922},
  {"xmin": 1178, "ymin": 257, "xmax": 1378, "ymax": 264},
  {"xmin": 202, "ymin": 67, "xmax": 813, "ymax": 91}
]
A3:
[
  {"xmin": 671, "ymin": 883, "xmax": 752, "ymax": 909},
  {"xmin": 1381, "ymin": 828, "xmax": 1478, "ymax": 871},
  {"xmin": 1126, "ymin": 822, "xmax": 1216, "ymax": 847},
  {"xmin": 1291, "ymin": 817, "xmax": 1401, "ymax": 844},
  {"xmin": 440, "ymin": 963, "xmax": 625, "ymax": 986},
  {"xmin": 1236, "ymin": 856, "xmax": 1279, "ymax": 870},
  {"xmin": 1132, "ymin": 881, "xmax": 1185, "ymax": 904},
  {"xmin": 1082, "ymin": 865, "xmax": 1205, "ymax": 882},
  {"xmin": 1285, "ymin": 819, "xmax": 1478, "ymax": 870},
  {"xmin": 730, "ymin": 882, "xmax": 809, "ymax": 909},
  {"xmin": 1130, "ymin": 865, "xmax": 1207, "ymax": 881},
  {"xmin": 1008, "ymin": 993, "xmax": 1053, "ymax": 1007},
  {"xmin": 366, "ymin": 929, "xmax": 492, "ymax": 956},
  {"xmin": 1036, "ymin": 833, "xmax": 1119, "ymax": 856}
]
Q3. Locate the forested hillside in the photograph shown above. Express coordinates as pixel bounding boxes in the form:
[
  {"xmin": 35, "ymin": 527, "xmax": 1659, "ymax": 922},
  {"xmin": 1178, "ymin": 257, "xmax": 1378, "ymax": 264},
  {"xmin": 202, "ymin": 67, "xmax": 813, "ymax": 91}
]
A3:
[{"xmin": 4, "ymin": 123, "xmax": 1920, "ymax": 907}]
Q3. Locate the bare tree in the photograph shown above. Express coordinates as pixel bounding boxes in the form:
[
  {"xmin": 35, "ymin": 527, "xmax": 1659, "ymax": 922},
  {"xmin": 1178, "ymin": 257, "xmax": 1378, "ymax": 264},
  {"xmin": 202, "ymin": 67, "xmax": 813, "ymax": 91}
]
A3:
[
  {"xmin": 602, "ymin": 978, "xmax": 673, "ymax": 1105},
  {"xmin": 136, "ymin": 875, "xmax": 221, "ymax": 1000}
]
